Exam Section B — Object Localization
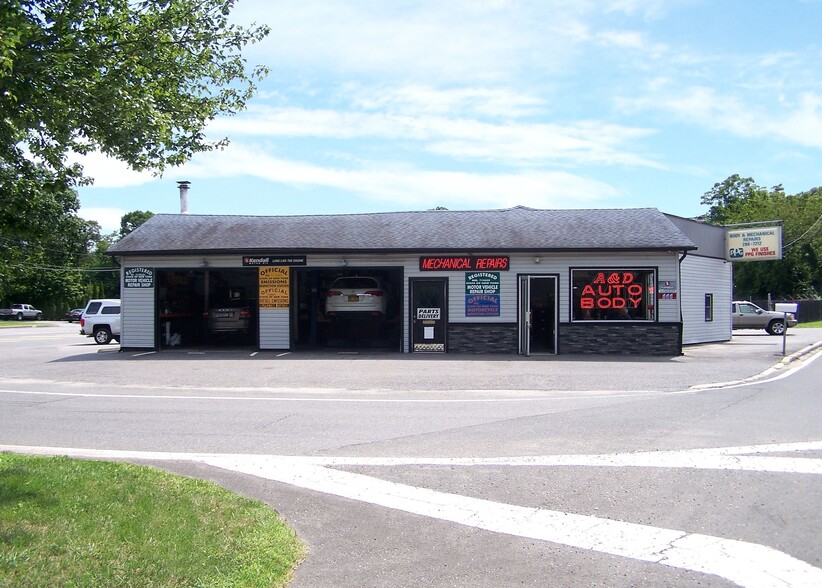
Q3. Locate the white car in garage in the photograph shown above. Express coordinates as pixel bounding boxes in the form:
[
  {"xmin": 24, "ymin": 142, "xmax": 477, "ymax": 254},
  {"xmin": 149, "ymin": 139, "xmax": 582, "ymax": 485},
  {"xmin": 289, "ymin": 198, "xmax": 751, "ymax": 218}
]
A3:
[{"xmin": 325, "ymin": 276, "xmax": 388, "ymax": 318}]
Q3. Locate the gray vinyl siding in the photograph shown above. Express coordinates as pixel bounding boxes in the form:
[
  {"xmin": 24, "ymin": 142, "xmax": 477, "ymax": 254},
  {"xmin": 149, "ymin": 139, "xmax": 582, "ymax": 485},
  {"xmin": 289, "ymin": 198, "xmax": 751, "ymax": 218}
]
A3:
[
  {"xmin": 260, "ymin": 309, "xmax": 290, "ymax": 350},
  {"xmin": 399, "ymin": 252, "xmax": 681, "ymax": 325},
  {"xmin": 680, "ymin": 255, "xmax": 732, "ymax": 344},
  {"xmin": 117, "ymin": 251, "xmax": 694, "ymax": 353},
  {"xmin": 121, "ymin": 277, "xmax": 155, "ymax": 349}
]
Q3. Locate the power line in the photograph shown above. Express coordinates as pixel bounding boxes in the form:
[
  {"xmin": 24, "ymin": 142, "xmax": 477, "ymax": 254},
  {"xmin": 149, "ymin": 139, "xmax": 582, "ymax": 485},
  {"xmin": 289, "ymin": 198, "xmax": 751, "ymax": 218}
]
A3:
[
  {"xmin": 0, "ymin": 261, "xmax": 119, "ymax": 273},
  {"xmin": 784, "ymin": 214, "xmax": 822, "ymax": 249}
]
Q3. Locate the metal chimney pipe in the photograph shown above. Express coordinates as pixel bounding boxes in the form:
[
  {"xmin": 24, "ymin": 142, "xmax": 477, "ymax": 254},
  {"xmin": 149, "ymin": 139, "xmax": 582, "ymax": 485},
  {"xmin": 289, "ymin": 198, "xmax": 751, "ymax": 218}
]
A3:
[{"xmin": 177, "ymin": 181, "xmax": 191, "ymax": 214}]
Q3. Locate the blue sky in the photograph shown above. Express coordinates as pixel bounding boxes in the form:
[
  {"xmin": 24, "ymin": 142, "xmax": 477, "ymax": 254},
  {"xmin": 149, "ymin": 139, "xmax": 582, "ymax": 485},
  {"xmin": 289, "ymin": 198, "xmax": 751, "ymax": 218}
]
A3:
[{"xmin": 77, "ymin": 0, "xmax": 822, "ymax": 233}]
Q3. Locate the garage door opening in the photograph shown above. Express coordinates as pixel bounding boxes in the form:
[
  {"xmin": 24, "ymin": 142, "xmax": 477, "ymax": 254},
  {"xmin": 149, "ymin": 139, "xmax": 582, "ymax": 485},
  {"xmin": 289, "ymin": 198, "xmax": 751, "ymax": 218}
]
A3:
[
  {"xmin": 293, "ymin": 267, "xmax": 403, "ymax": 351},
  {"xmin": 157, "ymin": 268, "xmax": 259, "ymax": 349}
]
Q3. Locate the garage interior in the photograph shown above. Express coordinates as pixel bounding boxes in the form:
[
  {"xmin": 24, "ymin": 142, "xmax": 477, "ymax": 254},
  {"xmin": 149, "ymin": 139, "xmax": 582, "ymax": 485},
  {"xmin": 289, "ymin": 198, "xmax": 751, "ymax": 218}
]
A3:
[
  {"xmin": 293, "ymin": 267, "xmax": 403, "ymax": 351},
  {"xmin": 156, "ymin": 266, "xmax": 403, "ymax": 351}
]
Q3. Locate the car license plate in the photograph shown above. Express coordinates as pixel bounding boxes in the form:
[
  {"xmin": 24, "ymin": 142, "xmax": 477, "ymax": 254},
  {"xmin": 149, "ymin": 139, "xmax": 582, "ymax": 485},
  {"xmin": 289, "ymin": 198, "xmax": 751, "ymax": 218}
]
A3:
[
  {"xmin": 216, "ymin": 311, "xmax": 232, "ymax": 318},
  {"xmin": 348, "ymin": 295, "xmax": 359, "ymax": 302}
]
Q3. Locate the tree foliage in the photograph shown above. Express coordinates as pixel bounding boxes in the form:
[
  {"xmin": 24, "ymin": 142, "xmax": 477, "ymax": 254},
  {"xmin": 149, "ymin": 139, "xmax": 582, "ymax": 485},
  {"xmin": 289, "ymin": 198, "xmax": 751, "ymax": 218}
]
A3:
[
  {"xmin": 1, "ymin": 0, "xmax": 270, "ymax": 188},
  {"xmin": 0, "ymin": 160, "xmax": 91, "ymax": 310},
  {"xmin": 119, "ymin": 210, "xmax": 154, "ymax": 240},
  {"xmin": 701, "ymin": 175, "xmax": 822, "ymax": 299},
  {"xmin": 0, "ymin": 0, "xmax": 268, "ymax": 314}
]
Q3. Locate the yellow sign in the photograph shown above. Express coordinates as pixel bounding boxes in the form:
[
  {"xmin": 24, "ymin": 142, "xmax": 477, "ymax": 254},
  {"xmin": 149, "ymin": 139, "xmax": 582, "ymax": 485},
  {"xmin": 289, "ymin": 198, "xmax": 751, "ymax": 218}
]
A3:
[{"xmin": 259, "ymin": 267, "xmax": 290, "ymax": 308}]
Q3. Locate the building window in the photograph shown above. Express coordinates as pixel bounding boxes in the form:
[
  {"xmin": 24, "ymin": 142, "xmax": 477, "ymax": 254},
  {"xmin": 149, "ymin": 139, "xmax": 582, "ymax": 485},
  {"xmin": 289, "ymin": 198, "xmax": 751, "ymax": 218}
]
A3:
[
  {"xmin": 572, "ymin": 269, "xmax": 656, "ymax": 321},
  {"xmin": 705, "ymin": 294, "xmax": 713, "ymax": 321}
]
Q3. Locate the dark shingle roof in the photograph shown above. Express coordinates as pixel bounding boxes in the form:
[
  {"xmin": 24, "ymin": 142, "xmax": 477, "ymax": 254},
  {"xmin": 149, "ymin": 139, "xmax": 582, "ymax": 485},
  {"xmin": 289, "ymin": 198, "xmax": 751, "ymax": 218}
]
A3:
[{"xmin": 107, "ymin": 206, "xmax": 695, "ymax": 255}]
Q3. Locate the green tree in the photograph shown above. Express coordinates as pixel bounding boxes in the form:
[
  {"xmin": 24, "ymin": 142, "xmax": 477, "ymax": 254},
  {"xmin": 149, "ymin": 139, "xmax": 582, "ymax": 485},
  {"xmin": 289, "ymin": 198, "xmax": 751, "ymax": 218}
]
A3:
[
  {"xmin": 81, "ymin": 223, "xmax": 120, "ymax": 302},
  {"xmin": 0, "ymin": 161, "xmax": 89, "ymax": 313},
  {"xmin": 119, "ymin": 210, "xmax": 155, "ymax": 240},
  {"xmin": 701, "ymin": 176, "xmax": 822, "ymax": 299},
  {"xmin": 1, "ymin": 0, "xmax": 270, "ymax": 190},
  {"xmin": 1, "ymin": 0, "xmax": 268, "ymax": 313}
]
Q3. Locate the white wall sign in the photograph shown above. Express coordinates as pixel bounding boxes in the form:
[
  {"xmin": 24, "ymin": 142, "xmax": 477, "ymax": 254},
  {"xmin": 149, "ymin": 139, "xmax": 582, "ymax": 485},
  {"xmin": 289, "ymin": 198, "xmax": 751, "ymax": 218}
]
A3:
[
  {"xmin": 417, "ymin": 308, "xmax": 441, "ymax": 320},
  {"xmin": 726, "ymin": 226, "xmax": 782, "ymax": 262}
]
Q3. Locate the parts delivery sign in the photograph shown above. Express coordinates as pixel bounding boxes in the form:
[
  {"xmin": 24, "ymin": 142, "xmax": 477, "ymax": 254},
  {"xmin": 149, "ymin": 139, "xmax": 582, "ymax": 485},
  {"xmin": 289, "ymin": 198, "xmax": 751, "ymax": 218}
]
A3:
[{"xmin": 726, "ymin": 226, "xmax": 782, "ymax": 262}]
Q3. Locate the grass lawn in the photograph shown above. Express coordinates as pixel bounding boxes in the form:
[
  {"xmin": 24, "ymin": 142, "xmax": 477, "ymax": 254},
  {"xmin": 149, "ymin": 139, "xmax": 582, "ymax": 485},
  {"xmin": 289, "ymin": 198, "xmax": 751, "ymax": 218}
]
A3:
[
  {"xmin": 797, "ymin": 320, "xmax": 822, "ymax": 328},
  {"xmin": 0, "ymin": 453, "xmax": 304, "ymax": 587}
]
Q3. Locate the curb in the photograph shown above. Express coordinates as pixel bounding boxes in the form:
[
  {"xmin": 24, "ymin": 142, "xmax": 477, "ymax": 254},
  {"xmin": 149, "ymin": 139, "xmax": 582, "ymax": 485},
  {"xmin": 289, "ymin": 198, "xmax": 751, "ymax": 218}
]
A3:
[
  {"xmin": 691, "ymin": 339, "xmax": 822, "ymax": 391},
  {"xmin": 778, "ymin": 340, "xmax": 822, "ymax": 365}
]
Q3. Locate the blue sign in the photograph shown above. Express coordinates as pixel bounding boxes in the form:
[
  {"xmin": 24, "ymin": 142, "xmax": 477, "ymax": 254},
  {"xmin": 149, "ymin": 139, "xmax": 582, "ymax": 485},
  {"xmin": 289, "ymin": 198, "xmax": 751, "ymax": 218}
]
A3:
[{"xmin": 466, "ymin": 294, "xmax": 500, "ymax": 317}]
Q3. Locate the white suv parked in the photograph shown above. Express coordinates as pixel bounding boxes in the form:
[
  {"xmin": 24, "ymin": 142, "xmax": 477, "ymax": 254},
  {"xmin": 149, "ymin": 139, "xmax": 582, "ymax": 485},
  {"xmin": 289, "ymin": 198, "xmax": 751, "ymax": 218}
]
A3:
[{"xmin": 80, "ymin": 299, "xmax": 121, "ymax": 344}]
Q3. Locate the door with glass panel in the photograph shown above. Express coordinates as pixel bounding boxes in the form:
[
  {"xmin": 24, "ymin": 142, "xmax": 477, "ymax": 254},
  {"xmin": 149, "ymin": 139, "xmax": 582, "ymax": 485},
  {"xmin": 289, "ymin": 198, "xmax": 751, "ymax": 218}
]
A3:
[{"xmin": 519, "ymin": 276, "xmax": 557, "ymax": 355}]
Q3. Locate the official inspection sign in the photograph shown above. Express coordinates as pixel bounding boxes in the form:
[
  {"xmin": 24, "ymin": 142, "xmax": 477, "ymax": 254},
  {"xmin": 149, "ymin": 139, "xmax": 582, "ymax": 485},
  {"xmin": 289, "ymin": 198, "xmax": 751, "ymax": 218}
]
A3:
[{"xmin": 259, "ymin": 266, "xmax": 290, "ymax": 309}]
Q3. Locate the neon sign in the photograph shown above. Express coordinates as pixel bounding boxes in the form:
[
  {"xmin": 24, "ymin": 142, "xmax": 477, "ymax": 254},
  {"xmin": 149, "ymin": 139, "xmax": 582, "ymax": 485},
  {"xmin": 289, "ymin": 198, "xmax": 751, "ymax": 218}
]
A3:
[
  {"xmin": 579, "ymin": 271, "xmax": 644, "ymax": 310},
  {"xmin": 419, "ymin": 256, "xmax": 509, "ymax": 271}
]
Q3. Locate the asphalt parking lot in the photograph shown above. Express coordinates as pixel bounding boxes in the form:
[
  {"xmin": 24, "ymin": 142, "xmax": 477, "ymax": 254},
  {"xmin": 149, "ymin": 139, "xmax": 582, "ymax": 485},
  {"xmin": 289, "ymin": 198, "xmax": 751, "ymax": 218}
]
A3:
[
  {"xmin": 4, "ymin": 322, "xmax": 821, "ymax": 394},
  {"xmin": 3, "ymin": 323, "xmax": 822, "ymax": 588}
]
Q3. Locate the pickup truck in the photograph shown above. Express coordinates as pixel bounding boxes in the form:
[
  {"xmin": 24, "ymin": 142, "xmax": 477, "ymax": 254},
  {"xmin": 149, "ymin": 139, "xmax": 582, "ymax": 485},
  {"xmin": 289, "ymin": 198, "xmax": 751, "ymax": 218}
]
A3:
[
  {"xmin": 0, "ymin": 304, "xmax": 44, "ymax": 321},
  {"xmin": 79, "ymin": 299, "xmax": 121, "ymax": 344},
  {"xmin": 732, "ymin": 300, "xmax": 797, "ymax": 335}
]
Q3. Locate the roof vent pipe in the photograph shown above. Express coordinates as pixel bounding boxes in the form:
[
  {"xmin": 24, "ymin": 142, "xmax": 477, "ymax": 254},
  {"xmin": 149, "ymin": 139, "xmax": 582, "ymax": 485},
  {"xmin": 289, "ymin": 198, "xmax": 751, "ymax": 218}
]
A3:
[{"xmin": 177, "ymin": 181, "xmax": 191, "ymax": 214}]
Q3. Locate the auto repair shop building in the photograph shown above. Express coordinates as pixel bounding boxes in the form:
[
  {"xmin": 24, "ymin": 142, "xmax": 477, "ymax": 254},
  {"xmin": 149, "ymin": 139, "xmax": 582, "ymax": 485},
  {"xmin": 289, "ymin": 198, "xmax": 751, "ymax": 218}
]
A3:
[{"xmin": 106, "ymin": 206, "xmax": 731, "ymax": 355}]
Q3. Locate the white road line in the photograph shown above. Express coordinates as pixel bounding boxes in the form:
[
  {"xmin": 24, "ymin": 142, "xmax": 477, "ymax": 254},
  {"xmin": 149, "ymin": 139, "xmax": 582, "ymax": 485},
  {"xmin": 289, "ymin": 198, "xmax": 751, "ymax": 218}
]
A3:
[
  {"xmin": 0, "ymin": 387, "xmax": 671, "ymax": 402},
  {"xmin": 690, "ymin": 346, "xmax": 822, "ymax": 390},
  {"xmin": 1, "ymin": 347, "xmax": 819, "ymax": 402},
  {"xmin": 208, "ymin": 458, "xmax": 822, "ymax": 588},
  {"xmin": 2, "ymin": 443, "xmax": 820, "ymax": 587}
]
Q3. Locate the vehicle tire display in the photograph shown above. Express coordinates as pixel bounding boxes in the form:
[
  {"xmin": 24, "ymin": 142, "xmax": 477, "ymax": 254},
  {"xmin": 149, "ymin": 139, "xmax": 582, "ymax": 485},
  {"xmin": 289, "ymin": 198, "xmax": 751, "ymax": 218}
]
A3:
[
  {"xmin": 767, "ymin": 320, "xmax": 786, "ymax": 336},
  {"xmin": 94, "ymin": 327, "xmax": 113, "ymax": 345},
  {"xmin": 16, "ymin": 313, "xmax": 23, "ymax": 321}
]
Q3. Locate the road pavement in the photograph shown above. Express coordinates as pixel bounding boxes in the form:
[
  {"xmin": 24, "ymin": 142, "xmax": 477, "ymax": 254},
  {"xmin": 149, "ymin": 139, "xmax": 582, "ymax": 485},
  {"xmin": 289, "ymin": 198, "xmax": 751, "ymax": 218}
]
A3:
[{"xmin": 1, "ymin": 322, "xmax": 821, "ymax": 587}]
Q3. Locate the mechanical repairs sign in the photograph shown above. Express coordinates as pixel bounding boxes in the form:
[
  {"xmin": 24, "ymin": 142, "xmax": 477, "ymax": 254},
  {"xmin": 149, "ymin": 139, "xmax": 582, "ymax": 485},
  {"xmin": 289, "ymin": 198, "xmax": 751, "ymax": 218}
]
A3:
[
  {"xmin": 259, "ymin": 266, "xmax": 290, "ymax": 309},
  {"xmin": 726, "ymin": 226, "xmax": 782, "ymax": 262},
  {"xmin": 420, "ymin": 256, "xmax": 509, "ymax": 271},
  {"xmin": 123, "ymin": 267, "xmax": 154, "ymax": 288},
  {"xmin": 465, "ymin": 272, "xmax": 500, "ymax": 317}
]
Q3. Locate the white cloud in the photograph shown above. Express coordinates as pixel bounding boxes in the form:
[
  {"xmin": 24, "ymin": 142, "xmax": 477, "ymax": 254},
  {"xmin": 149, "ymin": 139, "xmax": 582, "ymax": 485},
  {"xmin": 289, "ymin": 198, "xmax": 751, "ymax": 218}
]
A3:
[
  {"xmin": 626, "ymin": 84, "xmax": 822, "ymax": 149},
  {"xmin": 73, "ymin": 152, "xmax": 155, "ymax": 188},
  {"xmin": 78, "ymin": 207, "xmax": 127, "ymax": 233},
  {"xmin": 209, "ymin": 104, "xmax": 657, "ymax": 167},
  {"xmin": 345, "ymin": 84, "xmax": 547, "ymax": 119},
  {"xmin": 182, "ymin": 143, "xmax": 620, "ymax": 210},
  {"xmin": 234, "ymin": 0, "xmax": 585, "ymax": 82}
]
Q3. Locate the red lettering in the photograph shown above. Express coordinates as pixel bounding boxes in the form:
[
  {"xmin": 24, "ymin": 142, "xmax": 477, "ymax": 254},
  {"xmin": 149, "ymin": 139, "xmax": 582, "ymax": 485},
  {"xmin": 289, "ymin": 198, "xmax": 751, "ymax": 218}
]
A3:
[{"xmin": 578, "ymin": 270, "xmax": 649, "ymax": 316}]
